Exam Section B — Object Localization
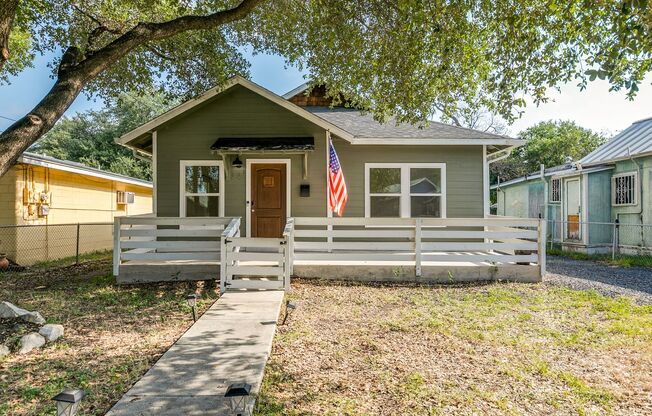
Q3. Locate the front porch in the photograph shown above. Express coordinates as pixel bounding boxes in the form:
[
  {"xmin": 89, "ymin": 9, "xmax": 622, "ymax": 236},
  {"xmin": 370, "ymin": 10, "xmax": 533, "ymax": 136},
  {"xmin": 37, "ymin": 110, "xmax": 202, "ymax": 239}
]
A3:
[{"xmin": 113, "ymin": 216, "xmax": 546, "ymax": 287}]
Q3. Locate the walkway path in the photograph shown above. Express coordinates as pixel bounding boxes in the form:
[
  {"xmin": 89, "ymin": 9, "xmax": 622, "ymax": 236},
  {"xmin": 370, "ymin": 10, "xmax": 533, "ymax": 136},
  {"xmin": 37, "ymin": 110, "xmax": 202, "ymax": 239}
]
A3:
[{"xmin": 106, "ymin": 290, "xmax": 285, "ymax": 415}]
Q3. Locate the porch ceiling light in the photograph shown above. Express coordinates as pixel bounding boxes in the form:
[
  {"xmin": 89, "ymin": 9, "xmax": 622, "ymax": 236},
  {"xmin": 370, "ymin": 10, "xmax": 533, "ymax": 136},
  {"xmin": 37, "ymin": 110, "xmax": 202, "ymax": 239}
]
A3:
[
  {"xmin": 225, "ymin": 382, "xmax": 252, "ymax": 416},
  {"xmin": 52, "ymin": 389, "xmax": 86, "ymax": 416},
  {"xmin": 232, "ymin": 155, "xmax": 243, "ymax": 169}
]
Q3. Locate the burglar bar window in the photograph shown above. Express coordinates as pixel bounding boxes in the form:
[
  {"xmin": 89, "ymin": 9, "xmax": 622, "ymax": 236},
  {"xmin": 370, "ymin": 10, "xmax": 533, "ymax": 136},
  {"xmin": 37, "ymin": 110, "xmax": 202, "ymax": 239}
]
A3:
[
  {"xmin": 611, "ymin": 172, "xmax": 638, "ymax": 206},
  {"xmin": 550, "ymin": 178, "xmax": 561, "ymax": 202}
]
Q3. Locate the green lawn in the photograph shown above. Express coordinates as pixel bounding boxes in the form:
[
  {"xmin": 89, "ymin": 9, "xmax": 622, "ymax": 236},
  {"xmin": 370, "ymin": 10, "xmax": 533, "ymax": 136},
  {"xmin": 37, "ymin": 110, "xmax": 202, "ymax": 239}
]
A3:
[
  {"xmin": 257, "ymin": 280, "xmax": 652, "ymax": 416},
  {"xmin": 0, "ymin": 257, "xmax": 218, "ymax": 416}
]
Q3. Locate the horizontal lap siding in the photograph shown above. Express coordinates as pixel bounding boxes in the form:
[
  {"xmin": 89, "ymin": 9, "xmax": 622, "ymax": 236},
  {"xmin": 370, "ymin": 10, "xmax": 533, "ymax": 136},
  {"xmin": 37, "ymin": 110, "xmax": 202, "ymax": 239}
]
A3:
[
  {"xmin": 332, "ymin": 138, "xmax": 483, "ymax": 218},
  {"xmin": 156, "ymin": 85, "xmax": 326, "ymax": 231},
  {"xmin": 156, "ymin": 85, "xmax": 484, "ymax": 222}
]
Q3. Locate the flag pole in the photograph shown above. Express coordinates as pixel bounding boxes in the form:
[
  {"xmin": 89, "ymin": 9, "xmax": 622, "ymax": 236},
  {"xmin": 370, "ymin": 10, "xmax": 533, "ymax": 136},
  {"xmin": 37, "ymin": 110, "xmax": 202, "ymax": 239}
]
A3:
[{"xmin": 326, "ymin": 131, "xmax": 333, "ymax": 251}]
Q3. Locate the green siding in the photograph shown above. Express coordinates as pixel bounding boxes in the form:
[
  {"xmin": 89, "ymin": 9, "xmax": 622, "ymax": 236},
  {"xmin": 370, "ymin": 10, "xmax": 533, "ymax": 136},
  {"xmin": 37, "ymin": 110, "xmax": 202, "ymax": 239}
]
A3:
[
  {"xmin": 611, "ymin": 156, "xmax": 652, "ymax": 247},
  {"xmin": 496, "ymin": 179, "xmax": 542, "ymax": 218},
  {"xmin": 587, "ymin": 170, "xmax": 612, "ymax": 245},
  {"xmin": 156, "ymin": 84, "xmax": 485, "ymax": 231}
]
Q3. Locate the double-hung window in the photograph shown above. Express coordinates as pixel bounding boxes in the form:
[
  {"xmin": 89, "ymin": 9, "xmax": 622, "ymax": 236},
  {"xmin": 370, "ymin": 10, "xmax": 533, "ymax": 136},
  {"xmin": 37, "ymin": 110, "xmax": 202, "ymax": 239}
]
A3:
[
  {"xmin": 612, "ymin": 171, "xmax": 638, "ymax": 206},
  {"xmin": 365, "ymin": 163, "xmax": 446, "ymax": 218},
  {"xmin": 179, "ymin": 160, "xmax": 224, "ymax": 217}
]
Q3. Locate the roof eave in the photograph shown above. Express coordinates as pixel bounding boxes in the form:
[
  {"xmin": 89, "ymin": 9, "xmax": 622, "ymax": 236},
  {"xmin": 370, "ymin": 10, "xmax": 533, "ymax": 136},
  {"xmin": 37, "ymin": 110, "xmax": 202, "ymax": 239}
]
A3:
[
  {"xmin": 19, "ymin": 153, "xmax": 153, "ymax": 188},
  {"xmin": 580, "ymin": 150, "xmax": 652, "ymax": 167},
  {"xmin": 349, "ymin": 137, "xmax": 524, "ymax": 147}
]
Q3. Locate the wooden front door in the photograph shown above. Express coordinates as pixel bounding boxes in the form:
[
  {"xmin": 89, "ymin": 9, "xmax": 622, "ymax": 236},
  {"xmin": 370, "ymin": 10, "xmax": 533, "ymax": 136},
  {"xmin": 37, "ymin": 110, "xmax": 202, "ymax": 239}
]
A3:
[{"xmin": 251, "ymin": 163, "xmax": 287, "ymax": 238}]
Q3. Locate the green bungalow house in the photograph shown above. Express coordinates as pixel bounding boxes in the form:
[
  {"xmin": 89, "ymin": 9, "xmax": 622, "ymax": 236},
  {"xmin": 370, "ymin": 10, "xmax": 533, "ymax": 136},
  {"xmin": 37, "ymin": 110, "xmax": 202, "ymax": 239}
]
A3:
[
  {"xmin": 493, "ymin": 117, "xmax": 652, "ymax": 254},
  {"xmin": 111, "ymin": 76, "xmax": 556, "ymax": 286}
]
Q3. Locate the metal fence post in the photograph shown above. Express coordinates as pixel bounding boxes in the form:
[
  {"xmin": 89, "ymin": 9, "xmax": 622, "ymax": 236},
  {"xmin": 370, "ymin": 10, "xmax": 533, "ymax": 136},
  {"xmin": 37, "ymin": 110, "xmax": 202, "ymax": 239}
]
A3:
[{"xmin": 75, "ymin": 223, "xmax": 81, "ymax": 264}]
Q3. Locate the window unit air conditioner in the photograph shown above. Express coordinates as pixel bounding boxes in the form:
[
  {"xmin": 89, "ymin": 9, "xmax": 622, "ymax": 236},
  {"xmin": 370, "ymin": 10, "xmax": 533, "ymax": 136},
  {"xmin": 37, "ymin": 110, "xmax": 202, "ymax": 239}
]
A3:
[{"xmin": 117, "ymin": 191, "xmax": 135, "ymax": 205}]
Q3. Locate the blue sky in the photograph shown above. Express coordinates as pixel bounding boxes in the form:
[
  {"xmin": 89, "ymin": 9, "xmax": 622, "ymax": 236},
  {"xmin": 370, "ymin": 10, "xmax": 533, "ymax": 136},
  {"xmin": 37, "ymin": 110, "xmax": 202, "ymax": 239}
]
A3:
[{"xmin": 1, "ymin": 49, "xmax": 651, "ymax": 137}]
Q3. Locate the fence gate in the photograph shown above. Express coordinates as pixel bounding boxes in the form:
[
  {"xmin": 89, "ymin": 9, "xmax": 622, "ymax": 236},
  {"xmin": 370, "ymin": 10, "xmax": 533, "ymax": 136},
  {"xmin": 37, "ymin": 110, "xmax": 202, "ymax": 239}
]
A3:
[{"xmin": 220, "ymin": 218, "xmax": 293, "ymax": 292}]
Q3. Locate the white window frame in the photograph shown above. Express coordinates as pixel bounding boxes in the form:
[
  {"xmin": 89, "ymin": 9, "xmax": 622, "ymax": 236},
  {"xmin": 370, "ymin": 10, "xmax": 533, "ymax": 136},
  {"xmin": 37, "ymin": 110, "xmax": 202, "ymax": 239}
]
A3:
[
  {"xmin": 179, "ymin": 160, "xmax": 225, "ymax": 217},
  {"xmin": 364, "ymin": 163, "xmax": 446, "ymax": 218},
  {"xmin": 611, "ymin": 171, "xmax": 639, "ymax": 207},
  {"xmin": 549, "ymin": 178, "xmax": 561, "ymax": 203}
]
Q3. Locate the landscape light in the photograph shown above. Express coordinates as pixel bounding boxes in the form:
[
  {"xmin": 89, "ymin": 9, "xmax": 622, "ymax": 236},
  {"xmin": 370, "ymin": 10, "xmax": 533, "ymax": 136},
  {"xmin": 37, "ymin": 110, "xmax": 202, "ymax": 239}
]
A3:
[
  {"xmin": 224, "ymin": 383, "xmax": 252, "ymax": 416},
  {"xmin": 282, "ymin": 300, "xmax": 297, "ymax": 325},
  {"xmin": 186, "ymin": 293, "xmax": 198, "ymax": 322},
  {"xmin": 52, "ymin": 389, "xmax": 86, "ymax": 416}
]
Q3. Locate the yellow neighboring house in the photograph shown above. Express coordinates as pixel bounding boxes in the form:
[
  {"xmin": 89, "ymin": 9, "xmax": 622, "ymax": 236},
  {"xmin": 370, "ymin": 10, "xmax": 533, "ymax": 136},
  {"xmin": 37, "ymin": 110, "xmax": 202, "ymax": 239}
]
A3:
[{"xmin": 0, "ymin": 152, "xmax": 152, "ymax": 265}]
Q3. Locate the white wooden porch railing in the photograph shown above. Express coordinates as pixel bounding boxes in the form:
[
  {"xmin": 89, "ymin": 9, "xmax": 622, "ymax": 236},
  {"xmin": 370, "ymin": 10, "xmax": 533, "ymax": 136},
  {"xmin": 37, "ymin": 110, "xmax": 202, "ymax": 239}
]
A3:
[
  {"xmin": 220, "ymin": 217, "xmax": 293, "ymax": 292},
  {"xmin": 292, "ymin": 217, "xmax": 546, "ymax": 277},
  {"xmin": 113, "ymin": 216, "xmax": 234, "ymax": 277}
]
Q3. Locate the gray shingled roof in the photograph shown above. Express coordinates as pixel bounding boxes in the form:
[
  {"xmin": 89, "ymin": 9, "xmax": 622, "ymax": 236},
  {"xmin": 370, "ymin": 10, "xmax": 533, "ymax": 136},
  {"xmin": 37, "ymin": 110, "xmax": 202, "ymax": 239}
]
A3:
[
  {"xmin": 304, "ymin": 107, "xmax": 509, "ymax": 140},
  {"xmin": 580, "ymin": 117, "xmax": 652, "ymax": 166}
]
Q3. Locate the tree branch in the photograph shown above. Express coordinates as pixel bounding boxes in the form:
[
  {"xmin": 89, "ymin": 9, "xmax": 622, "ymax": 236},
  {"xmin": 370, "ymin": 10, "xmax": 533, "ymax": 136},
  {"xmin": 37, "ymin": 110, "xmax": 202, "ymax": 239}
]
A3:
[
  {"xmin": 433, "ymin": 102, "xmax": 462, "ymax": 127},
  {"xmin": 0, "ymin": 0, "xmax": 265, "ymax": 177},
  {"xmin": 0, "ymin": 0, "xmax": 19, "ymax": 71}
]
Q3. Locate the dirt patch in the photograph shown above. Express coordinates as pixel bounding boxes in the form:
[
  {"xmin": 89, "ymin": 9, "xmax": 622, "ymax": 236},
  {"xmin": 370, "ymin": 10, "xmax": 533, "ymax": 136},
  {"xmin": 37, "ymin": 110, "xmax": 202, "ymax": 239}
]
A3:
[{"xmin": 257, "ymin": 279, "xmax": 652, "ymax": 416}]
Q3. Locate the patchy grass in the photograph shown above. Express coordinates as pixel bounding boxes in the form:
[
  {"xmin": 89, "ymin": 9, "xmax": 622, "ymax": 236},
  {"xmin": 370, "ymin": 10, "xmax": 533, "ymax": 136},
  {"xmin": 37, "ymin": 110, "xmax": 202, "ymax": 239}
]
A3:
[
  {"xmin": 0, "ymin": 256, "xmax": 218, "ymax": 415},
  {"xmin": 548, "ymin": 247, "xmax": 652, "ymax": 269},
  {"xmin": 257, "ymin": 280, "xmax": 652, "ymax": 415}
]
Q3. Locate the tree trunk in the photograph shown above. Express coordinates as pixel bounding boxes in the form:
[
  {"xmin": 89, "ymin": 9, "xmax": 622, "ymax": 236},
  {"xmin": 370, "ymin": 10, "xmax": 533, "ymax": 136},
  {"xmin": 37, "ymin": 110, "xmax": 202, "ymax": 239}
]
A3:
[
  {"xmin": 0, "ymin": 0, "xmax": 19, "ymax": 70},
  {"xmin": 0, "ymin": 0, "xmax": 264, "ymax": 178}
]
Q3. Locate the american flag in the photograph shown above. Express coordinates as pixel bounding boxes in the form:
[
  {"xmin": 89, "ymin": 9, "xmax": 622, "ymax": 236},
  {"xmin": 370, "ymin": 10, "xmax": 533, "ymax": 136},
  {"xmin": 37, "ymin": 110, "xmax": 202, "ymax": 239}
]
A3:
[{"xmin": 328, "ymin": 135, "xmax": 348, "ymax": 216}]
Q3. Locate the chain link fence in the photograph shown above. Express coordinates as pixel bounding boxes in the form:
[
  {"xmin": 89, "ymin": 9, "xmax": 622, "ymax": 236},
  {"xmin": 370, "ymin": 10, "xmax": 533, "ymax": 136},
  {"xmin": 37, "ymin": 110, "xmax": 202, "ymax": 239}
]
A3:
[
  {"xmin": 0, "ymin": 223, "xmax": 114, "ymax": 268},
  {"xmin": 547, "ymin": 219, "xmax": 652, "ymax": 262}
]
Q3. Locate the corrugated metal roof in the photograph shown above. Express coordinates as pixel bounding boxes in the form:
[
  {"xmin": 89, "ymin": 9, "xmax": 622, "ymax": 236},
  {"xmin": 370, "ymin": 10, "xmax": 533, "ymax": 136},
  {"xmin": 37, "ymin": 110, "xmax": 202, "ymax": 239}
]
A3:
[
  {"xmin": 305, "ymin": 106, "xmax": 509, "ymax": 140},
  {"xmin": 580, "ymin": 117, "xmax": 652, "ymax": 166}
]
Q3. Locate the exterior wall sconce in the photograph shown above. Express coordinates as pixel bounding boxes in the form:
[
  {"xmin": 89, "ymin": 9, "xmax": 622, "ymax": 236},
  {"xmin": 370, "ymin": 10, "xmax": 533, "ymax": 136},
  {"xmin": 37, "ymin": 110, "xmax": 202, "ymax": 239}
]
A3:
[
  {"xmin": 232, "ymin": 155, "xmax": 243, "ymax": 169},
  {"xmin": 52, "ymin": 389, "xmax": 86, "ymax": 416},
  {"xmin": 186, "ymin": 293, "xmax": 198, "ymax": 322},
  {"xmin": 225, "ymin": 382, "xmax": 252, "ymax": 416}
]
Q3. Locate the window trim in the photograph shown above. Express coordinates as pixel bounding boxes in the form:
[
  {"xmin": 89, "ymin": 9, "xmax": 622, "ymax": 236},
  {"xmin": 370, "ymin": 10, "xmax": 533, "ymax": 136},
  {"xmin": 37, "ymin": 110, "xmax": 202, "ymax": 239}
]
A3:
[
  {"xmin": 611, "ymin": 171, "xmax": 639, "ymax": 207},
  {"xmin": 179, "ymin": 160, "xmax": 225, "ymax": 217},
  {"xmin": 549, "ymin": 178, "xmax": 561, "ymax": 203},
  {"xmin": 364, "ymin": 163, "xmax": 446, "ymax": 218}
]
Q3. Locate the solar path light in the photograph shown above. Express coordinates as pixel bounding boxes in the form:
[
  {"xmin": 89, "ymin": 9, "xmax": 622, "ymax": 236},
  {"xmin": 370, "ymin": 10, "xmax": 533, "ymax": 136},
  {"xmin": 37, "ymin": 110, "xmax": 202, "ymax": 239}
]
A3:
[
  {"xmin": 186, "ymin": 293, "xmax": 198, "ymax": 322},
  {"xmin": 225, "ymin": 383, "xmax": 252, "ymax": 416},
  {"xmin": 52, "ymin": 389, "xmax": 86, "ymax": 416}
]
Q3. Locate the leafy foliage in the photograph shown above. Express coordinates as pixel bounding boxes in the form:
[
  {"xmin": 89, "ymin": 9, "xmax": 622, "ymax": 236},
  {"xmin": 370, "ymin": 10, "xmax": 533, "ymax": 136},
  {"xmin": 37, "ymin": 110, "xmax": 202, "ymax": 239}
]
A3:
[
  {"xmin": 491, "ymin": 120, "xmax": 608, "ymax": 182},
  {"xmin": 2, "ymin": 0, "xmax": 651, "ymax": 121},
  {"xmin": 31, "ymin": 92, "xmax": 174, "ymax": 180}
]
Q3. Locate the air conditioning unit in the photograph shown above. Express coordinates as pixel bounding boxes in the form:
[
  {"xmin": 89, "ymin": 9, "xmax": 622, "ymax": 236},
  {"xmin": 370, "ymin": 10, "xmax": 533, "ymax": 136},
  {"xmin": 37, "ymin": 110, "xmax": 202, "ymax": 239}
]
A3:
[{"xmin": 117, "ymin": 191, "xmax": 135, "ymax": 205}]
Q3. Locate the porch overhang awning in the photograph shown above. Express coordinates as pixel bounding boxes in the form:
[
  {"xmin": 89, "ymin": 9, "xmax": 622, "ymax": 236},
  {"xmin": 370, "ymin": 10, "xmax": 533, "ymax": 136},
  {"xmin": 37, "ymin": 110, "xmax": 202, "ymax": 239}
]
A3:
[
  {"xmin": 211, "ymin": 137, "xmax": 315, "ymax": 179},
  {"xmin": 210, "ymin": 137, "xmax": 315, "ymax": 152}
]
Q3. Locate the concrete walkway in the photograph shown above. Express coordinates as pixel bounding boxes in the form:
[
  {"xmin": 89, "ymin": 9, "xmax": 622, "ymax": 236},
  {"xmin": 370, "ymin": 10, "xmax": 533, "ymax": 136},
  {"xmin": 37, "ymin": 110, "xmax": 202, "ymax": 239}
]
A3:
[{"xmin": 106, "ymin": 290, "xmax": 284, "ymax": 415}]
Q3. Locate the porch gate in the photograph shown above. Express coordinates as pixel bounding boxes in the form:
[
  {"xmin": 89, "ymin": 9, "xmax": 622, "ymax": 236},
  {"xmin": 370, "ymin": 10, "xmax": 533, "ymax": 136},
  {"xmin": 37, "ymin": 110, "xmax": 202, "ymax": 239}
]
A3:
[{"xmin": 220, "ymin": 218, "xmax": 293, "ymax": 292}]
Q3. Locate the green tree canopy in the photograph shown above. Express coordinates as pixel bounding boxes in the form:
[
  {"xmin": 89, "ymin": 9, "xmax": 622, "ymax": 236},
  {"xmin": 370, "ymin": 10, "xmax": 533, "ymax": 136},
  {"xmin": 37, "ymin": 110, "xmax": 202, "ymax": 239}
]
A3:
[
  {"xmin": 491, "ymin": 120, "xmax": 608, "ymax": 183},
  {"xmin": 31, "ymin": 92, "xmax": 174, "ymax": 180},
  {"xmin": 0, "ymin": 0, "xmax": 650, "ymax": 177}
]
